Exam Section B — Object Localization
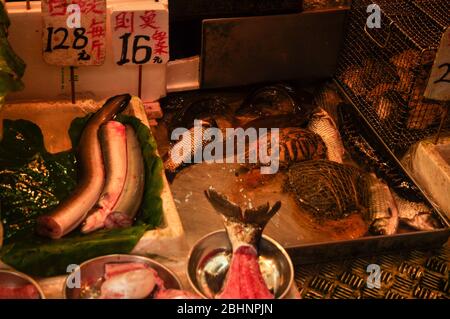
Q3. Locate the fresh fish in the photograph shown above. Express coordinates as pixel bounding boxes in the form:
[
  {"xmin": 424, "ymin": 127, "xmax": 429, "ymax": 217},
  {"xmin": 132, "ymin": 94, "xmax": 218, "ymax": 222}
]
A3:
[
  {"xmin": 104, "ymin": 125, "xmax": 145, "ymax": 229},
  {"xmin": 393, "ymin": 193, "xmax": 441, "ymax": 231},
  {"xmin": 285, "ymin": 160, "xmax": 367, "ymax": 220},
  {"xmin": 100, "ymin": 268, "xmax": 156, "ymax": 299},
  {"xmin": 308, "ymin": 108, "xmax": 345, "ymax": 163},
  {"xmin": 338, "ymin": 103, "xmax": 423, "ymax": 202},
  {"xmin": 36, "ymin": 94, "xmax": 131, "ymax": 239},
  {"xmin": 163, "ymin": 119, "xmax": 215, "ymax": 176},
  {"xmin": 366, "ymin": 175, "xmax": 399, "ymax": 236},
  {"xmin": 0, "ymin": 284, "xmax": 40, "ymax": 299},
  {"xmin": 81, "ymin": 121, "xmax": 128, "ymax": 233},
  {"xmin": 204, "ymin": 187, "xmax": 281, "ymax": 299},
  {"xmin": 245, "ymin": 128, "xmax": 328, "ymax": 170}
]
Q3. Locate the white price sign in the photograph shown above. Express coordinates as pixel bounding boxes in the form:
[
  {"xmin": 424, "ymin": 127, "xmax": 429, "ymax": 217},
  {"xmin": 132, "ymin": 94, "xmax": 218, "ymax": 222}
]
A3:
[
  {"xmin": 111, "ymin": 6, "xmax": 169, "ymax": 66},
  {"xmin": 425, "ymin": 27, "xmax": 450, "ymax": 102},
  {"xmin": 41, "ymin": 0, "xmax": 107, "ymax": 66}
]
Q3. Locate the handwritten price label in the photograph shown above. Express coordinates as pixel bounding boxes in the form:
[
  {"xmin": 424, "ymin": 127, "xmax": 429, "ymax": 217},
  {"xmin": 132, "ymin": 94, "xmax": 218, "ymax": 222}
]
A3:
[
  {"xmin": 111, "ymin": 7, "xmax": 169, "ymax": 66},
  {"xmin": 425, "ymin": 27, "xmax": 450, "ymax": 101},
  {"xmin": 42, "ymin": 0, "xmax": 107, "ymax": 66}
]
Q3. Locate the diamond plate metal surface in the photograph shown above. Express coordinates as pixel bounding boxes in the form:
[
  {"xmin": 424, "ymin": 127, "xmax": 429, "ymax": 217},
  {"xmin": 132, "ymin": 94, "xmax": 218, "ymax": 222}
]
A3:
[{"xmin": 295, "ymin": 243, "xmax": 450, "ymax": 299}]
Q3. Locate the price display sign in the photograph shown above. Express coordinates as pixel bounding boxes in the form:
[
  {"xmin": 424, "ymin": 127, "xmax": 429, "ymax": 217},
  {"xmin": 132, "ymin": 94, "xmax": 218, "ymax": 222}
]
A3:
[
  {"xmin": 42, "ymin": 0, "xmax": 107, "ymax": 66},
  {"xmin": 111, "ymin": 7, "xmax": 169, "ymax": 66},
  {"xmin": 425, "ymin": 27, "xmax": 450, "ymax": 101}
]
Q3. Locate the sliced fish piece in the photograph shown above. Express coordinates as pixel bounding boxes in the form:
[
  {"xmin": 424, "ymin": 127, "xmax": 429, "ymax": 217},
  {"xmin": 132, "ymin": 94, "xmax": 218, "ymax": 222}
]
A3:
[
  {"xmin": 100, "ymin": 268, "xmax": 156, "ymax": 299},
  {"xmin": 205, "ymin": 187, "xmax": 281, "ymax": 299},
  {"xmin": 81, "ymin": 121, "xmax": 127, "ymax": 233},
  {"xmin": 308, "ymin": 108, "xmax": 345, "ymax": 163},
  {"xmin": 104, "ymin": 125, "xmax": 145, "ymax": 229},
  {"xmin": 154, "ymin": 289, "xmax": 200, "ymax": 299},
  {"xmin": 0, "ymin": 284, "xmax": 40, "ymax": 299}
]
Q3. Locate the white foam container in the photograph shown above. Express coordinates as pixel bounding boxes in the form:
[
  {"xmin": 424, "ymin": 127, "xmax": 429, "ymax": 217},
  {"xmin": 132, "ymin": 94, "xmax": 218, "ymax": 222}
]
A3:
[{"xmin": 0, "ymin": 97, "xmax": 187, "ymax": 297}]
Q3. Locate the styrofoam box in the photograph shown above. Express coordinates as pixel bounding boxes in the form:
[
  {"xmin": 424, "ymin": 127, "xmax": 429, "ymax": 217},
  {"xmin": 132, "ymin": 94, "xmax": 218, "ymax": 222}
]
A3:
[{"xmin": 0, "ymin": 96, "xmax": 186, "ymax": 257}]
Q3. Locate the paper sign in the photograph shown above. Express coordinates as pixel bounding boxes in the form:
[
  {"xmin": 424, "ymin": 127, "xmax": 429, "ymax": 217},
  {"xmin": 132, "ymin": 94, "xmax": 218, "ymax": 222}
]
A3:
[
  {"xmin": 42, "ymin": 0, "xmax": 107, "ymax": 66},
  {"xmin": 111, "ymin": 8, "xmax": 169, "ymax": 66},
  {"xmin": 425, "ymin": 27, "xmax": 450, "ymax": 101}
]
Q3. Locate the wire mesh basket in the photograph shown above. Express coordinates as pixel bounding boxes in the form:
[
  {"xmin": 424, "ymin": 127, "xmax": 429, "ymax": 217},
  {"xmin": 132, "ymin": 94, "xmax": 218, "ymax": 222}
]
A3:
[
  {"xmin": 413, "ymin": 0, "xmax": 450, "ymax": 30},
  {"xmin": 336, "ymin": 0, "xmax": 449, "ymax": 154}
]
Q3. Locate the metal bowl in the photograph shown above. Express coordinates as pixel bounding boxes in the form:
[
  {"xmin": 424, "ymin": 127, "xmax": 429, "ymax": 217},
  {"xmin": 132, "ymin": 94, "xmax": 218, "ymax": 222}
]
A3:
[
  {"xmin": 64, "ymin": 254, "xmax": 182, "ymax": 299},
  {"xmin": 0, "ymin": 269, "xmax": 45, "ymax": 299},
  {"xmin": 187, "ymin": 230, "xmax": 294, "ymax": 299}
]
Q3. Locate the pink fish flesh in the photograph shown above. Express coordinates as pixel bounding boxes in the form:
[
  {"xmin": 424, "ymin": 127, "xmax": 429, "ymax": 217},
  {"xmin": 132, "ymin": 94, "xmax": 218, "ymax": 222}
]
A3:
[
  {"xmin": 100, "ymin": 268, "xmax": 156, "ymax": 299},
  {"xmin": 205, "ymin": 187, "xmax": 281, "ymax": 299},
  {"xmin": 82, "ymin": 121, "xmax": 128, "ymax": 233},
  {"xmin": 0, "ymin": 284, "xmax": 40, "ymax": 299}
]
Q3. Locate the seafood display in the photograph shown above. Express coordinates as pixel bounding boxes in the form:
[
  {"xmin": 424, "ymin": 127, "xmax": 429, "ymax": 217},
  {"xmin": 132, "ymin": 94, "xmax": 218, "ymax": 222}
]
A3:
[
  {"xmin": 82, "ymin": 121, "xmax": 128, "ymax": 233},
  {"xmin": 366, "ymin": 174, "xmax": 399, "ymax": 236},
  {"xmin": 79, "ymin": 261, "xmax": 198, "ymax": 299},
  {"xmin": 0, "ymin": 284, "xmax": 40, "ymax": 299},
  {"xmin": 102, "ymin": 125, "xmax": 145, "ymax": 230},
  {"xmin": 338, "ymin": 102, "xmax": 423, "ymax": 202},
  {"xmin": 308, "ymin": 108, "xmax": 345, "ymax": 163},
  {"xmin": 37, "ymin": 95, "xmax": 132, "ymax": 239},
  {"xmin": 205, "ymin": 187, "xmax": 281, "ymax": 299}
]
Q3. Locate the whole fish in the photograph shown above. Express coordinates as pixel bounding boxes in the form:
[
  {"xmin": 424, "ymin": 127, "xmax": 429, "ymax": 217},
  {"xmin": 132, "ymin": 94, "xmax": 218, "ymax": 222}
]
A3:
[
  {"xmin": 366, "ymin": 175, "xmax": 399, "ymax": 236},
  {"xmin": 205, "ymin": 187, "xmax": 281, "ymax": 299},
  {"xmin": 163, "ymin": 119, "xmax": 215, "ymax": 177},
  {"xmin": 37, "ymin": 94, "xmax": 131, "ymax": 239},
  {"xmin": 81, "ymin": 121, "xmax": 128, "ymax": 233},
  {"xmin": 338, "ymin": 103, "xmax": 423, "ymax": 202},
  {"xmin": 393, "ymin": 193, "xmax": 441, "ymax": 231},
  {"xmin": 104, "ymin": 125, "xmax": 145, "ymax": 229},
  {"xmin": 308, "ymin": 108, "xmax": 345, "ymax": 163}
]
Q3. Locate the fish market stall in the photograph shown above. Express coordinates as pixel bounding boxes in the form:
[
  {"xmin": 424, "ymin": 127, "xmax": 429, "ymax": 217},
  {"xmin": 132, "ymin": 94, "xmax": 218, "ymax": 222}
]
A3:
[{"xmin": 0, "ymin": 0, "xmax": 449, "ymax": 300}]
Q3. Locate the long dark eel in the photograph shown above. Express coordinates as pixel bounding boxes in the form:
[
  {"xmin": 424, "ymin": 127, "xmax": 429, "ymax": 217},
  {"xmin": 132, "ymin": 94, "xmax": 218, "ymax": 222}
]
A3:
[{"xmin": 36, "ymin": 94, "xmax": 132, "ymax": 239}]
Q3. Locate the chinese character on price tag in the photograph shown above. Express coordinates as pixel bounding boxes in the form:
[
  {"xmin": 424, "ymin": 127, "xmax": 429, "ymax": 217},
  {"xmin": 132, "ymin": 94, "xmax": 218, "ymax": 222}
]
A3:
[
  {"xmin": 42, "ymin": 0, "xmax": 107, "ymax": 66},
  {"xmin": 111, "ymin": 7, "xmax": 169, "ymax": 66},
  {"xmin": 425, "ymin": 27, "xmax": 450, "ymax": 101}
]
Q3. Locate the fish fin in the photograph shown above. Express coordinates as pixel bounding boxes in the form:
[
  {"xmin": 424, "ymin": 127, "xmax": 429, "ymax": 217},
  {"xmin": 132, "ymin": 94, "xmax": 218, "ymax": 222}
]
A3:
[
  {"xmin": 243, "ymin": 201, "xmax": 281, "ymax": 227},
  {"xmin": 204, "ymin": 187, "xmax": 242, "ymax": 220}
]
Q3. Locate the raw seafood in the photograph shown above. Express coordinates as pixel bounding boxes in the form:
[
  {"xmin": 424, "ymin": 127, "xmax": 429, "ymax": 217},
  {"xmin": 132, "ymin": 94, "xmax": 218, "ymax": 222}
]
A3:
[
  {"xmin": 205, "ymin": 187, "xmax": 281, "ymax": 299},
  {"xmin": 308, "ymin": 108, "xmax": 345, "ymax": 163},
  {"xmin": 338, "ymin": 103, "xmax": 423, "ymax": 201},
  {"xmin": 394, "ymin": 193, "xmax": 441, "ymax": 231},
  {"xmin": 366, "ymin": 175, "xmax": 399, "ymax": 236},
  {"xmin": 100, "ymin": 268, "xmax": 156, "ymax": 299},
  {"xmin": 104, "ymin": 262, "xmax": 149, "ymax": 280},
  {"xmin": 285, "ymin": 160, "xmax": 367, "ymax": 220},
  {"xmin": 82, "ymin": 121, "xmax": 128, "ymax": 233},
  {"xmin": 163, "ymin": 119, "xmax": 216, "ymax": 176},
  {"xmin": 104, "ymin": 125, "xmax": 145, "ymax": 229},
  {"xmin": 36, "ymin": 94, "xmax": 131, "ymax": 239},
  {"xmin": 0, "ymin": 284, "xmax": 40, "ymax": 299}
]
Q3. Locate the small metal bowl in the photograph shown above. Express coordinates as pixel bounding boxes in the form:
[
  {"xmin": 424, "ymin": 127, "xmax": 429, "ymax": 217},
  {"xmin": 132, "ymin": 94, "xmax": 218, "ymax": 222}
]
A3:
[
  {"xmin": 64, "ymin": 254, "xmax": 182, "ymax": 299},
  {"xmin": 187, "ymin": 230, "xmax": 294, "ymax": 299},
  {"xmin": 0, "ymin": 269, "xmax": 45, "ymax": 299}
]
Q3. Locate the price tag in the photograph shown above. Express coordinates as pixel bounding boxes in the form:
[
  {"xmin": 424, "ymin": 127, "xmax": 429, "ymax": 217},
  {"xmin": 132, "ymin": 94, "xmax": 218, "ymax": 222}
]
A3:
[
  {"xmin": 42, "ymin": 0, "xmax": 107, "ymax": 66},
  {"xmin": 111, "ymin": 5, "xmax": 169, "ymax": 66},
  {"xmin": 425, "ymin": 27, "xmax": 450, "ymax": 101}
]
